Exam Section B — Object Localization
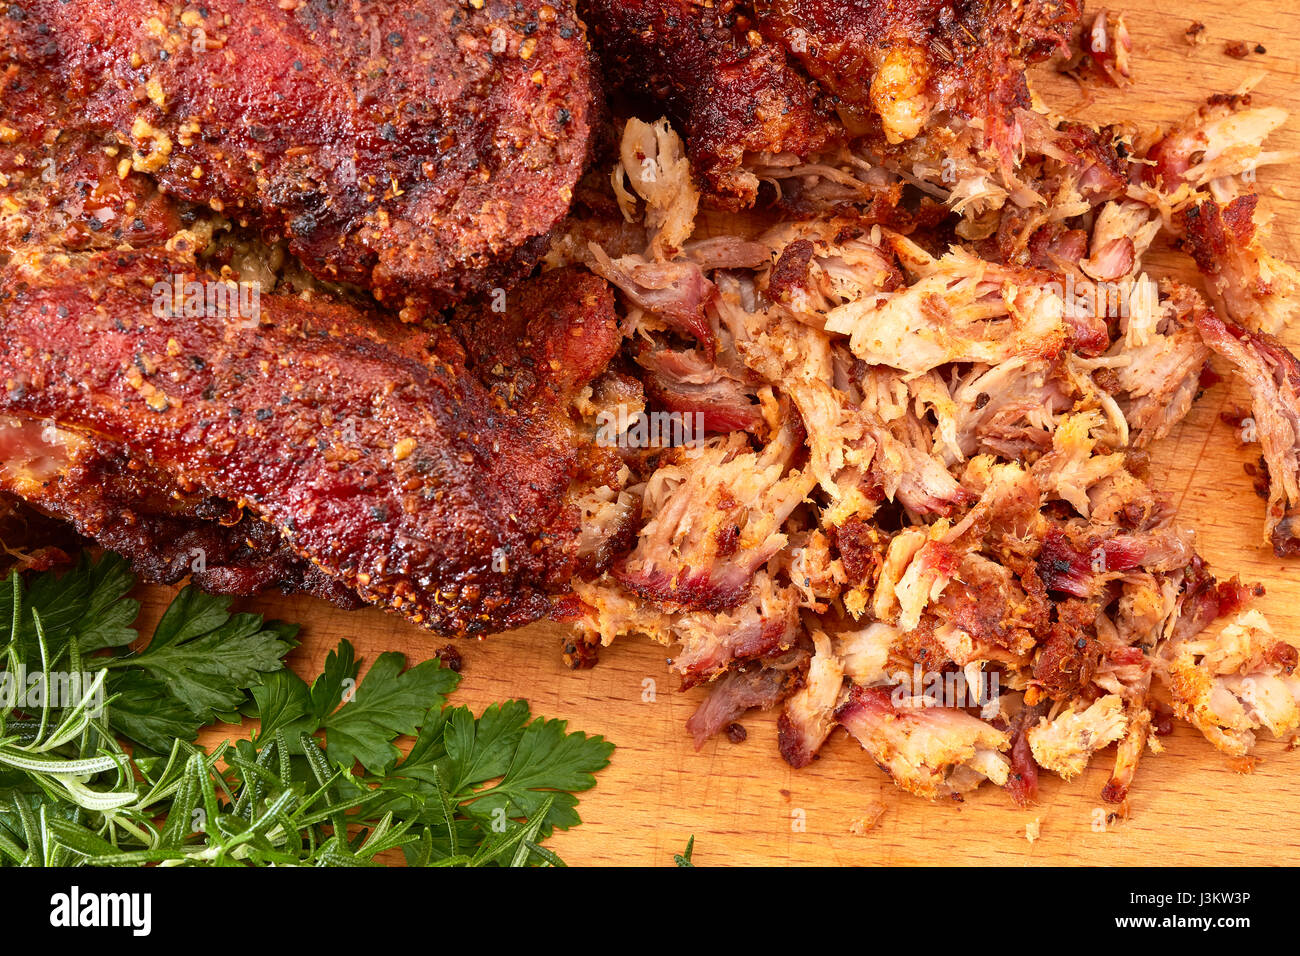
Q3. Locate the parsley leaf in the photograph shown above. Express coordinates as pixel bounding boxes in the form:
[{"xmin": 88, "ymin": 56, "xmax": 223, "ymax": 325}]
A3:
[
  {"xmin": 249, "ymin": 668, "xmax": 314, "ymax": 740},
  {"xmin": 103, "ymin": 671, "xmax": 205, "ymax": 748},
  {"xmin": 2, "ymin": 556, "xmax": 298, "ymax": 752},
  {"xmin": 454, "ymin": 709, "xmax": 614, "ymax": 833},
  {"xmin": 92, "ymin": 588, "xmax": 297, "ymax": 744},
  {"xmin": 321, "ymin": 651, "xmax": 459, "ymax": 773},
  {"xmin": 440, "ymin": 699, "xmax": 534, "ymax": 793},
  {"xmin": 308, "ymin": 639, "xmax": 358, "ymax": 725},
  {"xmin": 393, "ymin": 699, "xmax": 614, "ymax": 837},
  {"xmin": 250, "ymin": 640, "xmax": 461, "ymax": 773},
  {"xmin": 0, "ymin": 553, "xmax": 138, "ymax": 661}
]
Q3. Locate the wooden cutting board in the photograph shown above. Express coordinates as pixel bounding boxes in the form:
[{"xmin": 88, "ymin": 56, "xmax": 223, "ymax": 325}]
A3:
[{"xmin": 164, "ymin": 0, "xmax": 1300, "ymax": 866}]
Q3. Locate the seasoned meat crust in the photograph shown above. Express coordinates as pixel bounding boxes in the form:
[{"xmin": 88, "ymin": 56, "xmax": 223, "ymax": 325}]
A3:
[
  {"xmin": 751, "ymin": 0, "xmax": 1077, "ymax": 142},
  {"xmin": 0, "ymin": 36, "xmax": 186, "ymax": 262},
  {"xmin": 581, "ymin": 0, "xmax": 1078, "ymax": 206},
  {"xmin": 4, "ymin": 0, "xmax": 599, "ymax": 314},
  {"xmin": 579, "ymin": 0, "xmax": 836, "ymax": 209},
  {"xmin": 0, "ymin": 250, "xmax": 621, "ymax": 635},
  {"xmin": 0, "ymin": 417, "xmax": 363, "ymax": 606}
]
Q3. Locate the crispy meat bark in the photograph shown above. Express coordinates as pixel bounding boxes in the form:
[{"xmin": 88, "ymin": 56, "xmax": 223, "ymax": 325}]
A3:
[
  {"xmin": 5, "ymin": 0, "xmax": 598, "ymax": 314},
  {"xmin": 579, "ymin": 0, "xmax": 836, "ymax": 209},
  {"xmin": 580, "ymin": 0, "xmax": 1078, "ymax": 207},
  {"xmin": 0, "ymin": 248, "xmax": 623, "ymax": 635},
  {"xmin": 0, "ymin": 416, "xmax": 361, "ymax": 605},
  {"xmin": 751, "ymin": 0, "xmax": 1077, "ymax": 146}
]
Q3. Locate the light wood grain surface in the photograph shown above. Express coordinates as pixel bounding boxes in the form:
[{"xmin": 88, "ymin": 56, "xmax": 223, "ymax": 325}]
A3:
[{"xmin": 166, "ymin": 0, "xmax": 1300, "ymax": 866}]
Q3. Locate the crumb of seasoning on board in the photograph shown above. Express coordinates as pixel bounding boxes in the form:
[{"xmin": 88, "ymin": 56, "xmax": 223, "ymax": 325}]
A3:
[
  {"xmin": 1224, "ymin": 40, "xmax": 1265, "ymax": 58},
  {"xmin": 1184, "ymin": 21, "xmax": 1207, "ymax": 46},
  {"xmin": 437, "ymin": 643, "xmax": 463, "ymax": 672},
  {"xmin": 1228, "ymin": 755, "xmax": 1259, "ymax": 774},
  {"xmin": 849, "ymin": 803, "xmax": 887, "ymax": 835},
  {"xmin": 1220, "ymin": 404, "xmax": 1251, "ymax": 431},
  {"xmin": 725, "ymin": 722, "xmax": 747, "ymax": 743},
  {"xmin": 1025, "ymin": 818, "xmax": 1042, "ymax": 844}
]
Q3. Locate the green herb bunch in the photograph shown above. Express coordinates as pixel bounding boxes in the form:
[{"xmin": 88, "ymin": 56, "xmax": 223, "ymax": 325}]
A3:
[{"xmin": 0, "ymin": 555, "xmax": 613, "ymax": 866}]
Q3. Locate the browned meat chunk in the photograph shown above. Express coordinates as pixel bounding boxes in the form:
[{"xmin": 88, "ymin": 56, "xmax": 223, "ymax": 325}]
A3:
[
  {"xmin": 1196, "ymin": 310, "xmax": 1300, "ymax": 555},
  {"xmin": 5, "ymin": 0, "xmax": 598, "ymax": 314},
  {"xmin": 0, "ymin": 248, "xmax": 623, "ymax": 635},
  {"xmin": 579, "ymin": 0, "xmax": 836, "ymax": 208},
  {"xmin": 752, "ymin": 0, "xmax": 1077, "ymax": 150}
]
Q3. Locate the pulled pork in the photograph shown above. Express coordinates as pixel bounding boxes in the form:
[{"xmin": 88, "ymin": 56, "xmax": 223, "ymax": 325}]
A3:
[{"xmin": 551, "ymin": 28, "xmax": 1300, "ymax": 809}]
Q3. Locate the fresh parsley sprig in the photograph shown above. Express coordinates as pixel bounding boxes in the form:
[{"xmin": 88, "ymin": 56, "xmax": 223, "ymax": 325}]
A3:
[
  {"xmin": 0, "ymin": 553, "xmax": 296, "ymax": 752},
  {"xmin": 0, "ymin": 554, "xmax": 614, "ymax": 866}
]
